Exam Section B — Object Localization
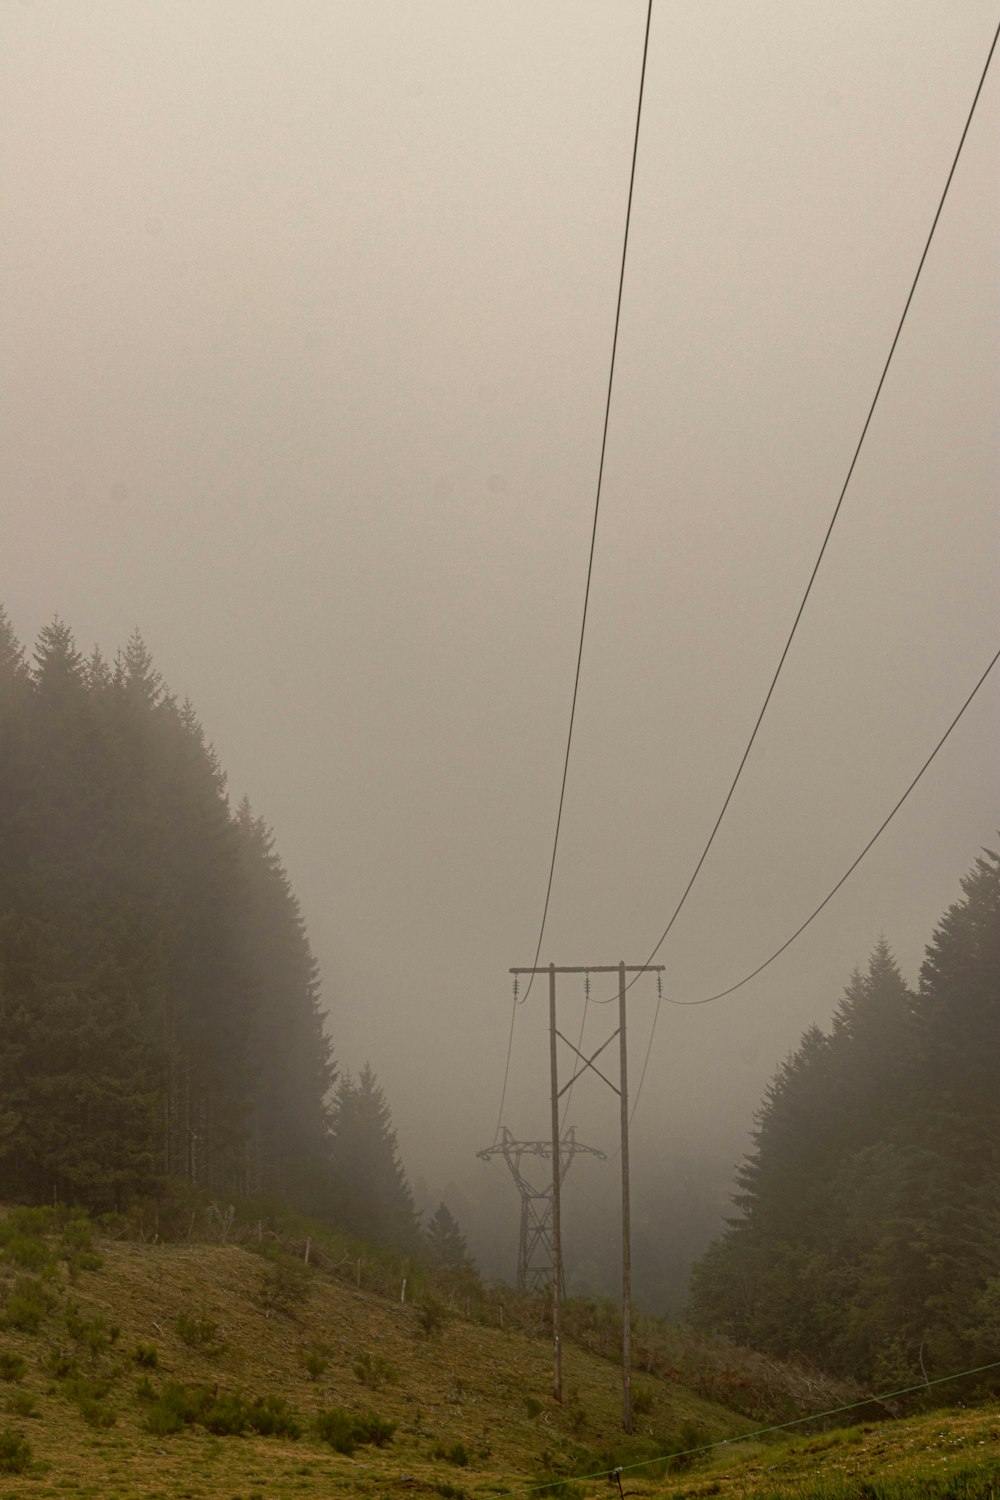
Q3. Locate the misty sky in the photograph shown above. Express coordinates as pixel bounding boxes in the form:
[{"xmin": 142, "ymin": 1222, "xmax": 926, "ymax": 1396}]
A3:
[{"xmin": 2, "ymin": 2, "xmax": 997, "ymax": 1213}]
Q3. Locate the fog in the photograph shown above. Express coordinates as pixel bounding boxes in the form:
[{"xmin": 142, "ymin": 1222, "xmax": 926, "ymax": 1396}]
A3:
[{"xmin": 2, "ymin": 2, "xmax": 997, "ymax": 1289}]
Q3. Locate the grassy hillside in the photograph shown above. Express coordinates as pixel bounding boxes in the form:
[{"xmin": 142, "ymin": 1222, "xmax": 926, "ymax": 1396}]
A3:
[{"xmin": 0, "ymin": 1211, "xmax": 997, "ymax": 1498}]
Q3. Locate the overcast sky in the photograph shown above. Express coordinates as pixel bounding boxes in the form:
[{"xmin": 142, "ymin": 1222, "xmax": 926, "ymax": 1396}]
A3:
[{"xmin": 2, "ymin": 1, "xmax": 997, "ymax": 1206}]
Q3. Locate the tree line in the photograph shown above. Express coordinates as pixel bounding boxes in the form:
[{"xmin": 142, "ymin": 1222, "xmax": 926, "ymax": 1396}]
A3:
[
  {"xmin": 690, "ymin": 843, "xmax": 1000, "ymax": 1389},
  {"xmin": 0, "ymin": 605, "xmax": 444, "ymax": 1258}
]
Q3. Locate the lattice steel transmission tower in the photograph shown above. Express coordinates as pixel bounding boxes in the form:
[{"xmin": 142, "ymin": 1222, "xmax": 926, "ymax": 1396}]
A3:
[{"xmin": 477, "ymin": 1126, "xmax": 605, "ymax": 1294}]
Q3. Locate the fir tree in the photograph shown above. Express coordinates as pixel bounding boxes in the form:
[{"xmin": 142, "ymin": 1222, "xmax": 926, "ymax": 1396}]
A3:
[
  {"xmin": 426, "ymin": 1201, "xmax": 471, "ymax": 1271},
  {"xmin": 692, "ymin": 847, "xmax": 1000, "ymax": 1384},
  {"xmin": 329, "ymin": 1064, "xmax": 419, "ymax": 1250}
]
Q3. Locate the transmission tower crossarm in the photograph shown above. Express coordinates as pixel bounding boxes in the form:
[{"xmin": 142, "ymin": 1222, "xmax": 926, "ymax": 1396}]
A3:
[{"xmin": 511, "ymin": 965, "xmax": 664, "ymax": 975}]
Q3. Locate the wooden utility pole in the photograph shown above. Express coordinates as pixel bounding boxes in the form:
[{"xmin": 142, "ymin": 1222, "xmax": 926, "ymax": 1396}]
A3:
[
  {"xmin": 618, "ymin": 960, "xmax": 632, "ymax": 1433},
  {"xmin": 548, "ymin": 963, "xmax": 563, "ymax": 1402},
  {"xmin": 509, "ymin": 961, "xmax": 664, "ymax": 1431}
]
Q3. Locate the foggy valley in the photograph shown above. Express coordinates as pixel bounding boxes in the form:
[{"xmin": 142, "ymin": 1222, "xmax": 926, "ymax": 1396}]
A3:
[{"xmin": 1, "ymin": 3, "xmax": 998, "ymax": 1496}]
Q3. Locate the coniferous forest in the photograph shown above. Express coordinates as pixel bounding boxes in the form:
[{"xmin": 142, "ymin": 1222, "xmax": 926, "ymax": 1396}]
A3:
[
  {"xmin": 690, "ymin": 849, "xmax": 1000, "ymax": 1389},
  {"xmin": 2, "ymin": 603, "xmax": 998, "ymax": 1398},
  {"xmin": 0, "ymin": 607, "xmax": 414, "ymax": 1239}
]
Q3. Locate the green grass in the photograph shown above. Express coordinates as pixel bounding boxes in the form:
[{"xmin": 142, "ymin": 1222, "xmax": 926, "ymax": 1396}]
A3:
[{"xmin": 0, "ymin": 1207, "xmax": 997, "ymax": 1500}]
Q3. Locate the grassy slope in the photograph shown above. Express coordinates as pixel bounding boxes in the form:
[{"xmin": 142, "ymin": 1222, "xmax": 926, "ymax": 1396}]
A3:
[
  {"xmin": 0, "ymin": 1235, "xmax": 742, "ymax": 1498},
  {"xmin": 0, "ymin": 1234, "xmax": 997, "ymax": 1498}
]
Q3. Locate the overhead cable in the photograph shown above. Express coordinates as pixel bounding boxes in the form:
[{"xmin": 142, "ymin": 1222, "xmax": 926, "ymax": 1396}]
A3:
[
  {"xmin": 605, "ymin": 12, "xmax": 1000, "ymax": 1023},
  {"xmin": 492, "ymin": 0, "xmax": 654, "ymax": 1140},
  {"xmin": 626, "ymin": 642, "xmax": 1000, "ymax": 1118},
  {"xmin": 516, "ymin": 0, "xmax": 654, "ymax": 1012}
]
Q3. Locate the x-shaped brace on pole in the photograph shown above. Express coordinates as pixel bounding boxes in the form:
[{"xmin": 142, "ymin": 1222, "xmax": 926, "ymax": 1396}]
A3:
[{"xmin": 555, "ymin": 1027, "xmax": 621, "ymax": 1098}]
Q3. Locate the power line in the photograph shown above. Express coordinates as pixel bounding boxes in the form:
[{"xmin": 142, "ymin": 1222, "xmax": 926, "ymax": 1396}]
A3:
[
  {"xmin": 517, "ymin": 1354, "xmax": 1000, "ymax": 1495},
  {"xmin": 491, "ymin": 990, "xmax": 520, "ymax": 1144},
  {"xmin": 626, "ymin": 642, "xmax": 1000, "ymax": 1116},
  {"xmin": 597, "ymin": 12, "xmax": 1000, "ymax": 1024},
  {"xmin": 500, "ymin": 12, "xmax": 999, "ymax": 1142},
  {"xmin": 493, "ymin": 0, "xmax": 654, "ymax": 1138},
  {"xmin": 516, "ymin": 0, "xmax": 654, "ymax": 1016}
]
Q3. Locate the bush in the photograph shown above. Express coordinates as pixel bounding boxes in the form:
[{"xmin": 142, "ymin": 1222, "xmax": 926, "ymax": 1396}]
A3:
[
  {"xmin": 146, "ymin": 1381, "xmax": 205, "ymax": 1436},
  {"xmin": 353, "ymin": 1350, "xmax": 399, "ymax": 1389},
  {"xmin": 524, "ymin": 1395, "xmax": 543, "ymax": 1419},
  {"xmin": 65, "ymin": 1305, "xmax": 118, "ymax": 1359},
  {"xmin": 314, "ymin": 1407, "xmax": 359, "ymax": 1455},
  {"xmin": 660, "ymin": 1420, "xmax": 708, "ymax": 1472},
  {"xmin": 175, "ymin": 1310, "xmax": 219, "ymax": 1349},
  {"xmin": 0, "ymin": 1208, "xmax": 54, "ymax": 1244},
  {"xmin": 0, "ymin": 1353, "xmax": 27, "ymax": 1383},
  {"xmin": 302, "ymin": 1348, "xmax": 328, "ymax": 1382},
  {"xmin": 1, "ymin": 1277, "xmax": 54, "ymax": 1334},
  {"xmin": 433, "ymin": 1440, "xmax": 470, "ymax": 1467},
  {"xmin": 256, "ymin": 1249, "xmax": 311, "ymax": 1318},
  {"xmin": 46, "ymin": 1351, "xmax": 80, "ymax": 1381},
  {"xmin": 133, "ymin": 1342, "xmax": 158, "ymax": 1368},
  {"xmin": 314, "ymin": 1406, "xmax": 396, "ymax": 1454},
  {"xmin": 417, "ymin": 1295, "xmax": 448, "ymax": 1339},
  {"xmin": 5, "ymin": 1391, "xmax": 37, "ymax": 1420},
  {"xmin": 3, "ymin": 1236, "xmax": 55, "ymax": 1274},
  {"xmin": 245, "ymin": 1394, "xmax": 301, "ymax": 1439},
  {"xmin": 78, "ymin": 1396, "xmax": 117, "ymax": 1428},
  {"xmin": 631, "ymin": 1381, "xmax": 655, "ymax": 1416},
  {"xmin": 353, "ymin": 1411, "xmax": 397, "ymax": 1448},
  {"xmin": 62, "ymin": 1373, "xmax": 114, "ymax": 1424},
  {"xmin": 201, "ymin": 1391, "xmax": 249, "ymax": 1436},
  {"xmin": 0, "ymin": 1426, "xmax": 31, "ymax": 1474},
  {"xmin": 145, "ymin": 1382, "xmax": 300, "ymax": 1440},
  {"xmin": 61, "ymin": 1216, "xmax": 102, "ymax": 1279}
]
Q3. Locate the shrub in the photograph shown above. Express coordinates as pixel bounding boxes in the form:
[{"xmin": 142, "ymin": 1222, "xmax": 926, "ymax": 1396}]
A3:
[
  {"xmin": 65, "ymin": 1305, "xmax": 118, "ymax": 1359},
  {"xmin": 631, "ymin": 1381, "xmax": 655, "ymax": 1416},
  {"xmin": 353, "ymin": 1411, "xmax": 396, "ymax": 1447},
  {"xmin": 302, "ymin": 1348, "xmax": 328, "ymax": 1382},
  {"xmin": 246, "ymin": 1394, "xmax": 301, "ymax": 1438},
  {"xmin": 135, "ymin": 1375, "xmax": 156, "ymax": 1403},
  {"xmin": 175, "ymin": 1309, "xmax": 219, "ymax": 1349},
  {"xmin": 201, "ymin": 1391, "xmax": 249, "ymax": 1436},
  {"xmin": 256, "ymin": 1250, "xmax": 311, "ymax": 1318},
  {"xmin": 353, "ymin": 1350, "xmax": 399, "ymax": 1389},
  {"xmin": 145, "ymin": 1382, "xmax": 300, "ymax": 1440},
  {"xmin": 0, "ymin": 1208, "xmax": 53, "ymax": 1244},
  {"xmin": 314, "ymin": 1406, "xmax": 396, "ymax": 1454},
  {"xmin": 62, "ymin": 1373, "xmax": 113, "ymax": 1422},
  {"xmin": 0, "ymin": 1426, "xmax": 31, "ymax": 1474},
  {"xmin": 1, "ymin": 1278, "xmax": 54, "ymax": 1334},
  {"xmin": 146, "ymin": 1381, "xmax": 204, "ymax": 1436},
  {"xmin": 524, "ymin": 1395, "xmax": 542, "ymax": 1419},
  {"xmin": 133, "ymin": 1342, "xmax": 158, "ymax": 1368},
  {"xmin": 566, "ymin": 1389, "xmax": 587, "ymax": 1434},
  {"xmin": 60, "ymin": 1216, "xmax": 102, "ymax": 1279},
  {"xmin": 46, "ymin": 1351, "xmax": 80, "ymax": 1381},
  {"xmin": 0, "ymin": 1353, "xmax": 27, "ymax": 1383},
  {"xmin": 78, "ymin": 1396, "xmax": 117, "ymax": 1428},
  {"xmin": 434, "ymin": 1440, "xmax": 471, "ymax": 1467},
  {"xmin": 660, "ymin": 1420, "xmax": 708, "ymax": 1472},
  {"xmin": 313, "ymin": 1407, "xmax": 359, "ymax": 1455},
  {"xmin": 3, "ymin": 1236, "xmax": 55, "ymax": 1274},
  {"xmin": 417, "ymin": 1295, "xmax": 448, "ymax": 1339},
  {"xmin": 5, "ymin": 1391, "xmax": 37, "ymax": 1420}
]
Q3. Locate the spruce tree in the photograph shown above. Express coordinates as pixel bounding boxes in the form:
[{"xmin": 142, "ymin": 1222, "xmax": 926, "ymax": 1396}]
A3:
[
  {"xmin": 426, "ymin": 1201, "xmax": 472, "ymax": 1271},
  {"xmin": 0, "ymin": 609, "xmax": 341, "ymax": 1213},
  {"xmin": 234, "ymin": 799, "xmax": 335, "ymax": 1204},
  {"xmin": 329, "ymin": 1064, "xmax": 419, "ymax": 1250}
]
